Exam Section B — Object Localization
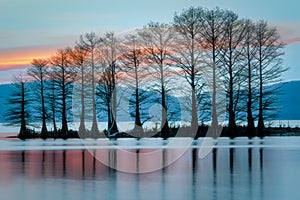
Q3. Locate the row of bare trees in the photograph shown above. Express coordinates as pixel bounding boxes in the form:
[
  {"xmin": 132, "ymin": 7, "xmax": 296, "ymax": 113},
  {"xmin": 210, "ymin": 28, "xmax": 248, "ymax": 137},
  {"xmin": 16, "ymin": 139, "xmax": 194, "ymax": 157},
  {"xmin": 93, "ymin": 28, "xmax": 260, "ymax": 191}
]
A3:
[{"xmin": 7, "ymin": 6, "xmax": 287, "ymax": 139}]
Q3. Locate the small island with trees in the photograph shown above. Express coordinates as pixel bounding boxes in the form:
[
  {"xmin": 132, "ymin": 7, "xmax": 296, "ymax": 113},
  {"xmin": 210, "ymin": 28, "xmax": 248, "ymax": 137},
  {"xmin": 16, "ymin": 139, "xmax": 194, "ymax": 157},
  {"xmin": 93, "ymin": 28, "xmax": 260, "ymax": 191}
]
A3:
[{"xmin": 5, "ymin": 6, "xmax": 299, "ymax": 140}]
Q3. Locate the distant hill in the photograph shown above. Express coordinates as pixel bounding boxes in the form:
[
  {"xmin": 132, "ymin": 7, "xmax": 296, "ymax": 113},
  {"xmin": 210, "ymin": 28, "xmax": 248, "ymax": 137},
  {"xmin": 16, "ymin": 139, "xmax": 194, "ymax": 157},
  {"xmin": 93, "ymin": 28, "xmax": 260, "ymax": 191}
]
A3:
[
  {"xmin": 275, "ymin": 81, "xmax": 300, "ymax": 120},
  {"xmin": 0, "ymin": 84, "xmax": 14, "ymax": 122},
  {"xmin": 0, "ymin": 80, "xmax": 299, "ymax": 123}
]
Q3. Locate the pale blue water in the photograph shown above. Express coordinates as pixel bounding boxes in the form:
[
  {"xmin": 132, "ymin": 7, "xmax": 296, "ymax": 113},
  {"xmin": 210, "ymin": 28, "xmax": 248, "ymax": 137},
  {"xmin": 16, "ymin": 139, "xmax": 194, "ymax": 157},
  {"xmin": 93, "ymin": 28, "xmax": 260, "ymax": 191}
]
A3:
[{"xmin": 0, "ymin": 137, "xmax": 300, "ymax": 200}]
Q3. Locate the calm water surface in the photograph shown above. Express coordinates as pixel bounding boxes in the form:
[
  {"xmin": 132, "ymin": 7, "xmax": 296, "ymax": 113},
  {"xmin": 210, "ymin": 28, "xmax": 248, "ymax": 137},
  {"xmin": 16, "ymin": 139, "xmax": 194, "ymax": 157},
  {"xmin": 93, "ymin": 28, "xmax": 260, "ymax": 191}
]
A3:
[{"xmin": 0, "ymin": 137, "xmax": 300, "ymax": 200}]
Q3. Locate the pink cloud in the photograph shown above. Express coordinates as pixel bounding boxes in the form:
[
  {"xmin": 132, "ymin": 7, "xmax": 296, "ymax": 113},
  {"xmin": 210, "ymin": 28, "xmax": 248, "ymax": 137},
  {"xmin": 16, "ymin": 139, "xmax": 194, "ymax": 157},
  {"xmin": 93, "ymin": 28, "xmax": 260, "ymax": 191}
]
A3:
[
  {"xmin": 271, "ymin": 21, "xmax": 300, "ymax": 45},
  {"xmin": 282, "ymin": 37, "xmax": 300, "ymax": 45}
]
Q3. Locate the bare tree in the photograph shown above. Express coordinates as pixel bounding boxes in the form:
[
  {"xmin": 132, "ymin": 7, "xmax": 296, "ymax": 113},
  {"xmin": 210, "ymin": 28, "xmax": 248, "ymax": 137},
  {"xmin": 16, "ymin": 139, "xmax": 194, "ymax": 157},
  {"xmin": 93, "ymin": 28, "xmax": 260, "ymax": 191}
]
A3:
[
  {"xmin": 68, "ymin": 45, "xmax": 89, "ymax": 135},
  {"xmin": 196, "ymin": 7, "xmax": 228, "ymax": 137},
  {"xmin": 241, "ymin": 19, "xmax": 258, "ymax": 138},
  {"xmin": 77, "ymin": 32, "xmax": 101, "ymax": 135},
  {"xmin": 96, "ymin": 69, "xmax": 113, "ymax": 134},
  {"xmin": 45, "ymin": 78, "xmax": 58, "ymax": 136},
  {"xmin": 219, "ymin": 12, "xmax": 247, "ymax": 138},
  {"xmin": 119, "ymin": 33, "xmax": 149, "ymax": 133},
  {"xmin": 5, "ymin": 75, "xmax": 32, "ymax": 140},
  {"xmin": 173, "ymin": 6, "xmax": 206, "ymax": 131},
  {"xmin": 138, "ymin": 22, "xmax": 175, "ymax": 138},
  {"xmin": 27, "ymin": 58, "xmax": 49, "ymax": 138},
  {"xmin": 97, "ymin": 32, "xmax": 120, "ymax": 135},
  {"xmin": 254, "ymin": 21, "xmax": 286, "ymax": 137},
  {"xmin": 49, "ymin": 48, "xmax": 75, "ymax": 136}
]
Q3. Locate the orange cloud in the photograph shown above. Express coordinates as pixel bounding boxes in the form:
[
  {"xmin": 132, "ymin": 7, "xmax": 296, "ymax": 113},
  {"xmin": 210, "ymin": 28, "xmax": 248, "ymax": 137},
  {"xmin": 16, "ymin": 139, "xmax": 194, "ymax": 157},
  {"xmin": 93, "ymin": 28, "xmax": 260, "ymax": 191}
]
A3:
[{"xmin": 0, "ymin": 46, "xmax": 55, "ymax": 71}]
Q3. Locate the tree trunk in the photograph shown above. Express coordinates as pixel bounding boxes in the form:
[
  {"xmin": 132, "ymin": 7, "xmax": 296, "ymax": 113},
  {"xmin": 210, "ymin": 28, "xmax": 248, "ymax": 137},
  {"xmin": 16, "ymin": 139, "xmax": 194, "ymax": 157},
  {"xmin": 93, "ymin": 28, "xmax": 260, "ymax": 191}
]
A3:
[
  {"xmin": 107, "ymin": 100, "xmax": 112, "ymax": 136},
  {"xmin": 134, "ymin": 89, "xmax": 142, "ymax": 127},
  {"xmin": 61, "ymin": 68, "xmax": 68, "ymax": 135},
  {"xmin": 79, "ymin": 66, "xmax": 86, "ymax": 135},
  {"xmin": 91, "ymin": 49, "xmax": 99, "ymax": 135},
  {"xmin": 109, "ymin": 72, "xmax": 119, "ymax": 134},
  {"xmin": 246, "ymin": 43, "xmax": 255, "ymax": 138},
  {"xmin": 61, "ymin": 100, "xmax": 68, "ymax": 134},
  {"xmin": 19, "ymin": 82, "xmax": 27, "ymax": 140},
  {"xmin": 160, "ymin": 64, "xmax": 169, "ymax": 138},
  {"xmin": 191, "ymin": 89, "xmax": 198, "ymax": 130},
  {"xmin": 257, "ymin": 45, "xmax": 265, "ymax": 138},
  {"xmin": 134, "ymin": 61, "xmax": 142, "ymax": 133},
  {"xmin": 247, "ymin": 99, "xmax": 255, "ymax": 138},
  {"xmin": 257, "ymin": 65, "xmax": 264, "ymax": 138},
  {"xmin": 191, "ymin": 36, "xmax": 198, "ymax": 131},
  {"xmin": 40, "ymin": 75, "xmax": 48, "ymax": 139},
  {"xmin": 228, "ymin": 62, "xmax": 237, "ymax": 138},
  {"xmin": 226, "ymin": 28, "xmax": 237, "ymax": 138},
  {"xmin": 211, "ymin": 41, "xmax": 219, "ymax": 138},
  {"xmin": 52, "ymin": 82, "xmax": 57, "ymax": 136}
]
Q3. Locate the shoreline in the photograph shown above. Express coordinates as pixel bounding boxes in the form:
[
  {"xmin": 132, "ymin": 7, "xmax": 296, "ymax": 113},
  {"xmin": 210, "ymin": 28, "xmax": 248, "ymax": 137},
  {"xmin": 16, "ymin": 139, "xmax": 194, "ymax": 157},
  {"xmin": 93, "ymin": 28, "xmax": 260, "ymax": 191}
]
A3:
[{"xmin": 3, "ymin": 126, "xmax": 300, "ymax": 140}]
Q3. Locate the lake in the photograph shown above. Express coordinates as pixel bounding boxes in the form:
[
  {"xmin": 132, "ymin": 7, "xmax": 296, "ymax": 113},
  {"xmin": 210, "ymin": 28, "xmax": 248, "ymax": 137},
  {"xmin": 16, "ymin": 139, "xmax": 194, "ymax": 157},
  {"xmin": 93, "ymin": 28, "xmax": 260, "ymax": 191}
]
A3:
[{"xmin": 0, "ymin": 137, "xmax": 300, "ymax": 200}]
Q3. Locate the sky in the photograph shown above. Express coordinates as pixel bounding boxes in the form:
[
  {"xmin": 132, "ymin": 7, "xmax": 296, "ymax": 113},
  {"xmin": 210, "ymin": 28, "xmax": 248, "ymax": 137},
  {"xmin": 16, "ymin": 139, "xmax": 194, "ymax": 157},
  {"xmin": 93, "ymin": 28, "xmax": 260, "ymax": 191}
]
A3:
[{"xmin": 0, "ymin": 0, "xmax": 300, "ymax": 83}]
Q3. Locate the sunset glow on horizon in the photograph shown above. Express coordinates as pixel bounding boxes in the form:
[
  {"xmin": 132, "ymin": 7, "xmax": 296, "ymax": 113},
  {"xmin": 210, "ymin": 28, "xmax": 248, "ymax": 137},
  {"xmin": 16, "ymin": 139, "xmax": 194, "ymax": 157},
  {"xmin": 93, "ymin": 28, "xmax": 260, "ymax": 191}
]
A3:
[
  {"xmin": 0, "ymin": 46, "xmax": 58, "ymax": 71},
  {"xmin": 1, "ymin": 34, "xmax": 299, "ymax": 73}
]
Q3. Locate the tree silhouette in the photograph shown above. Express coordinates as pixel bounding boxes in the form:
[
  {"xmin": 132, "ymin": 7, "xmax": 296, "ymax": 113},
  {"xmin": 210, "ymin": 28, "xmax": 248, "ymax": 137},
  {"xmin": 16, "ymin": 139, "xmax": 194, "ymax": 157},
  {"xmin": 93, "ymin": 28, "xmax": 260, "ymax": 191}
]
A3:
[
  {"xmin": 138, "ymin": 22, "xmax": 175, "ymax": 138},
  {"xmin": 119, "ymin": 33, "xmax": 150, "ymax": 134},
  {"xmin": 49, "ymin": 48, "xmax": 76, "ymax": 136},
  {"xmin": 219, "ymin": 12, "xmax": 247, "ymax": 138},
  {"xmin": 28, "ymin": 58, "xmax": 49, "ymax": 138},
  {"xmin": 77, "ymin": 32, "xmax": 101, "ymax": 136},
  {"xmin": 68, "ymin": 45, "xmax": 90, "ymax": 135},
  {"xmin": 173, "ymin": 6, "xmax": 206, "ymax": 132},
  {"xmin": 46, "ymin": 77, "xmax": 58, "ymax": 136},
  {"xmin": 5, "ymin": 75, "xmax": 32, "ymax": 140},
  {"xmin": 198, "ymin": 7, "xmax": 227, "ymax": 137},
  {"xmin": 255, "ymin": 21, "xmax": 287, "ymax": 137},
  {"xmin": 241, "ymin": 19, "xmax": 258, "ymax": 138},
  {"xmin": 97, "ymin": 32, "xmax": 120, "ymax": 135}
]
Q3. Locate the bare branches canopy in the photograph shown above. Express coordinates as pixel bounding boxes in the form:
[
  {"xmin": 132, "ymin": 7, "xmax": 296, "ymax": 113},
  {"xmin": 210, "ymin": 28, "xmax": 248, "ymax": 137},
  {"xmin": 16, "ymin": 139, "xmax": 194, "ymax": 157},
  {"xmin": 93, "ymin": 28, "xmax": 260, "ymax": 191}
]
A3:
[{"xmin": 10, "ymin": 6, "xmax": 287, "ymax": 139}]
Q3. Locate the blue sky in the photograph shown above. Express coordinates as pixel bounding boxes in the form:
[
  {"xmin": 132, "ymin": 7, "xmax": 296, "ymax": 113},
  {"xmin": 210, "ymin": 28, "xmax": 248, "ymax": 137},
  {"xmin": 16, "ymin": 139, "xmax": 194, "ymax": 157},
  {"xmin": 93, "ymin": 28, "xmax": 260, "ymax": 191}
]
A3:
[{"xmin": 0, "ymin": 0, "xmax": 299, "ymax": 82}]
